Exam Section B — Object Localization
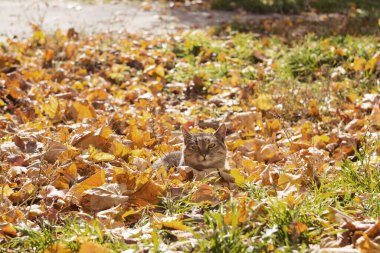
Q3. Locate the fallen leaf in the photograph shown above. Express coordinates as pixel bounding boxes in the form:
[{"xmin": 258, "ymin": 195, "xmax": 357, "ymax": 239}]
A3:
[
  {"xmin": 255, "ymin": 94, "xmax": 274, "ymax": 111},
  {"xmin": 191, "ymin": 184, "xmax": 217, "ymax": 203},
  {"xmin": 79, "ymin": 241, "xmax": 113, "ymax": 253},
  {"xmin": 88, "ymin": 145, "xmax": 115, "ymax": 163},
  {"xmin": 80, "ymin": 183, "xmax": 129, "ymax": 212}
]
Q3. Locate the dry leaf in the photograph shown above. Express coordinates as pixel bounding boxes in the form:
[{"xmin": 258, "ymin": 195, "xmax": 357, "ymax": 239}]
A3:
[{"xmin": 79, "ymin": 241, "xmax": 113, "ymax": 253}]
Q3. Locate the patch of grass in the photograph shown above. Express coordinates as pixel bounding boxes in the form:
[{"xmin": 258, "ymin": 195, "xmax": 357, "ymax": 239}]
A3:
[
  {"xmin": 284, "ymin": 36, "xmax": 346, "ymax": 80},
  {"xmin": 158, "ymin": 188, "xmax": 195, "ymax": 215},
  {"xmin": 338, "ymin": 142, "xmax": 380, "ymax": 217},
  {"xmin": 3, "ymin": 222, "xmax": 56, "ymax": 253},
  {"xmin": 211, "ymin": 0, "xmax": 302, "ymax": 14},
  {"xmin": 197, "ymin": 206, "xmax": 250, "ymax": 253},
  {"xmin": 2, "ymin": 219, "xmax": 131, "ymax": 252},
  {"xmin": 211, "ymin": 0, "xmax": 380, "ymax": 14},
  {"xmin": 196, "ymin": 191, "xmax": 323, "ymax": 252}
]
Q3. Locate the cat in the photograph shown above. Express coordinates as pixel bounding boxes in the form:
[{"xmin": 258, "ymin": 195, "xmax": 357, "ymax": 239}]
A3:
[{"xmin": 153, "ymin": 124, "xmax": 235, "ymax": 185}]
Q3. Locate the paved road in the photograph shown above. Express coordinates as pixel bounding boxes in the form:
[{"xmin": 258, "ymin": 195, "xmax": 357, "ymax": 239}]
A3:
[{"xmin": 0, "ymin": 0, "xmax": 246, "ymax": 40}]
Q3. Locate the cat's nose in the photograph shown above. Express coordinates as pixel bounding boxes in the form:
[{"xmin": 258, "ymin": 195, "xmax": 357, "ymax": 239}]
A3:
[{"xmin": 201, "ymin": 154, "xmax": 207, "ymax": 160}]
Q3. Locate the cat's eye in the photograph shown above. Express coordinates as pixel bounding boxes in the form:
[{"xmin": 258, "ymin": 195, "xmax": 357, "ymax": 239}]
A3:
[
  {"xmin": 190, "ymin": 145, "xmax": 198, "ymax": 150},
  {"xmin": 209, "ymin": 143, "xmax": 216, "ymax": 148}
]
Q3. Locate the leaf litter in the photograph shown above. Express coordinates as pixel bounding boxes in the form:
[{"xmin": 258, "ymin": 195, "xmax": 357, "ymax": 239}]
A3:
[{"xmin": 0, "ymin": 24, "xmax": 379, "ymax": 252}]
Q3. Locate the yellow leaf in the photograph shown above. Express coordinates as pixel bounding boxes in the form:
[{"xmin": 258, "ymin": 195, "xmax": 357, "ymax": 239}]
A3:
[
  {"xmin": 95, "ymin": 126, "xmax": 113, "ymax": 139},
  {"xmin": 71, "ymin": 101, "xmax": 96, "ymax": 121},
  {"xmin": 109, "ymin": 140, "xmax": 130, "ymax": 157},
  {"xmin": 366, "ymin": 58, "xmax": 377, "ymax": 72},
  {"xmin": 73, "ymin": 81, "xmax": 85, "ymax": 91},
  {"xmin": 9, "ymin": 182, "xmax": 36, "ymax": 204},
  {"xmin": 160, "ymin": 220, "xmax": 190, "ymax": 231},
  {"xmin": 43, "ymin": 96, "xmax": 60, "ymax": 119},
  {"xmin": 353, "ymin": 57, "xmax": 366, "ymax": 71},
  {"xmin": 0, "ymin": 184, "xmax": 14, "ymax": 197},
  {"xmin": 53, "ymin": 163, "xmax": 78, "ymax": 189},
  {"xmin": 255, "ymin": 94, "xmax": 274, "ymax": 111},
  {"xmin": 312, "ymin": 135, "xmax": 330, "ymax": 148},
  {"xmin": 130, "ymin": 126, "xmax": 144, "ymax": 148},
  {"xmin": 33, "ymin": 29, "xmax": 45, "ymax": 45},
  {"xmin": 79, "ymin": 242, "xmax": 113, "ymax": 253},
  {"xmin": 154, "ymin": 64, "xmax": 165, "ymax": 77},
  {"xmin": 267, "ymin": 119, "xmax": 281, "ymax": 133},
  {"xmin": 0, "ymin": 99, "xmax": 5, "ymax": 106},
  {"xmin": 58, "ymin": 148, "xmax": 81, "ymax": 163},
  {"xmin": 86, "ymin": 88, "xmax": 108, "ymax": 101},
  {"xmin": 80, "ymin": 169, "xmax": 106, "ymax": 189},
  {"xmin": 230, "ymin": 168, "xmax": 246, "ymax": 186},
  {"xmin": 44, "ymin": 242, "xmax": 72, "ymax": 253},
  {"xmin": 347, "ymin": 92, "xmax": 358, "ymax": 103},
  {"xmin": 88, "ymin": 145, "xmax": 115, "ymax": 163},
  {"xmin": 122, "ymin": 209, "xmax": 138, "ymax": 219}
]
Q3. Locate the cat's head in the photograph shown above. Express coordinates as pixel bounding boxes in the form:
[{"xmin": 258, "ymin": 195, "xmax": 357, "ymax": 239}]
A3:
[{"xmin": 181, "ymin": 124, "xmax": 227, "ymax": 170}]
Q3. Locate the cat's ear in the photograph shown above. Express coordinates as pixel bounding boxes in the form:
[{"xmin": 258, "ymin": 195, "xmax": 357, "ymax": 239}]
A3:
[
  {"xmin": 214, "ymin": 123, "xmax": 227, "ymax": 141},
  {"xmin": 181, "ymin": 126, "xmax": 192, "ymax": 143}
]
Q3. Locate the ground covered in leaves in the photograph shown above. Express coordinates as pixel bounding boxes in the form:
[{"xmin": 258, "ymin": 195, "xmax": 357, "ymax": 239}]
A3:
[{"xmin": 0, "ymin": 24, "xmax": 379, "ymax": 252}]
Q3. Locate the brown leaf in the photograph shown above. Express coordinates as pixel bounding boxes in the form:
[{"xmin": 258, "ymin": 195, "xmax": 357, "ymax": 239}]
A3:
[
  {"xmin": 364, "ymin": 219, "xmax": 380, "ymax": 238},
  {"xmin": 257, "ymin": 144, "xmax": 282, "ymax": 163},
  {"xmin": 0, "ymin": 223, "xmax": 18, "ymax": 237},
  {"xmin": 357, "ymin": 234, "xmax": 380, "ymax": 253},
  {"xmin": 12, "ymin": 135, "xmax": 25, "ymax": 151},
  {"xmin": 43, "ymin": 141, "xmax": 68, "ymax": 163},
  {"xmin": 80, "ymin": 183, "xmax": 129, "ymax": 212},
  {"xmin": 191, "ymin": 184, "xmax": 218, "ymax": 204},
  {"xmin": 129, "ymin": 180, "xmax": 164, "ymax": 206},
  {"xmin": 65, "ymin": 169, "xmax": 105, "ymax": 206},
  {"xmin": 260, "ymin": 165, "xmax": 279, "ymax": 186},
  {"xmin": 71, "ymin": 128, "xmax": 110, "ymax": 150},
  {"xmin": 7, "ymin": 154, "xmax": 25, "ymax": 166}
]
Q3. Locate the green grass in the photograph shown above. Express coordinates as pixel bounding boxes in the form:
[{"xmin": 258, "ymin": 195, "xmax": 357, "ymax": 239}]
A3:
[
  {"xmin": 198, "ymin": 208, "xmax": 250, "ymax": 253},
  {"xmin": 1, "ymin": 219, "xmax": 131, "ymax": 252},
  {"xmin": 211, "ymin": 0, "xmax": 380, "ymax": 14}
]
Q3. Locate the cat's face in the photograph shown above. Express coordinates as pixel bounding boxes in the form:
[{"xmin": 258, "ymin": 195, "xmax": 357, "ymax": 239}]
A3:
[{"xmin": 182, "ymin": 124, "xmax": 227, "ymax": 170}]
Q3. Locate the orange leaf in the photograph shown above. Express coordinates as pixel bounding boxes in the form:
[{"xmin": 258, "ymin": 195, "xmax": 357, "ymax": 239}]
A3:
[{"xmin": 79, "ymin": 242, "xmax": 113, "ymax": 253}]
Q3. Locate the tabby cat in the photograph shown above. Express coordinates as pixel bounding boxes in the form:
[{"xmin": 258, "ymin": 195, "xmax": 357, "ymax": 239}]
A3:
[{"xmin": 153, "ymin": 124, "xmax": 234, "ymax": 184}]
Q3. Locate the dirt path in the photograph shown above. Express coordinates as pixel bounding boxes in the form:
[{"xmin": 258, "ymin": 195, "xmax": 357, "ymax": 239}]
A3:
[{"xmin": 0, "ymin": 0, "xmax": 253, "ymax": 40}]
